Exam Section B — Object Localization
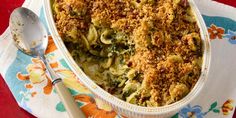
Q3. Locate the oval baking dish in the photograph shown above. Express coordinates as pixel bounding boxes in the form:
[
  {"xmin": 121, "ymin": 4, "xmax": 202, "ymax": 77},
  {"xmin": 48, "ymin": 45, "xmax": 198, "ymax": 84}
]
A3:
[{"xmin": 43, "ymin": 0, "xmax": 211, "ymax": 117}]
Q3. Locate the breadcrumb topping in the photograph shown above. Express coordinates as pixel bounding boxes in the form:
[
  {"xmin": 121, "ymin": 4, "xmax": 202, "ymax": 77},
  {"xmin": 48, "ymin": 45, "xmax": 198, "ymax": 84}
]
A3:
[{"xmin": 53, "ymin": 0, "xmax": 203, "ymax": 107}]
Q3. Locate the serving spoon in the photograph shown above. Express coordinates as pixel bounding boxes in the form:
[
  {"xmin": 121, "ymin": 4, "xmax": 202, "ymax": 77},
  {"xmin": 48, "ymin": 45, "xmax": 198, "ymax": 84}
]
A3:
[{"xmin": 9, "ymin": 7, "xmax": 85, "ymax": 118}]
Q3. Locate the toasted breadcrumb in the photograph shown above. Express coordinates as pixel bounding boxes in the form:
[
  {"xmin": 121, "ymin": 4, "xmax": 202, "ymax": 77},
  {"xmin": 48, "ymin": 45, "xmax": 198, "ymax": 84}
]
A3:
[{"xmin": 54, "ymin": 0, "xmax": 203, "ymax": 106}]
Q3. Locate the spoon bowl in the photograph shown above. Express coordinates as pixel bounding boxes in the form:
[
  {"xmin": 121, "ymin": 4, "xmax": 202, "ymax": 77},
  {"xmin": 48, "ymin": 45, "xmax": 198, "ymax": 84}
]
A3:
[{"xmin": 9, "ymin": 7, "xmax": 48, "ymax": 57}]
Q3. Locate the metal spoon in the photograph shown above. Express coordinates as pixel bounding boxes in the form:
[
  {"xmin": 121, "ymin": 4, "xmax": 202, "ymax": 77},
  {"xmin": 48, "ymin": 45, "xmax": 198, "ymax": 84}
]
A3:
[{"xmin": 9, "ymin": 7, "xmax": 85, "ymax": 118}]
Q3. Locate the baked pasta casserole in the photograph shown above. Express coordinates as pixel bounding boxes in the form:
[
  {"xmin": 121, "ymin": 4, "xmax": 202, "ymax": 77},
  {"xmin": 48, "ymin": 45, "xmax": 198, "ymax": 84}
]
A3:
[{"xmin": 53, "ymin": 0, "xmax": 203, "ymax": 107}]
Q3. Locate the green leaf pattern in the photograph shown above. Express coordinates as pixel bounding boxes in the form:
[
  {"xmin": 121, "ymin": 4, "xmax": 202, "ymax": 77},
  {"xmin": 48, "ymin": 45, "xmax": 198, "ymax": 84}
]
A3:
[
  {"xmin": 209, "ymin": 102, "xmax": 217, "ymax": 111},
  {"xmin": 213, "ymin": 109, "xmax": 220, "ymax": 113}
]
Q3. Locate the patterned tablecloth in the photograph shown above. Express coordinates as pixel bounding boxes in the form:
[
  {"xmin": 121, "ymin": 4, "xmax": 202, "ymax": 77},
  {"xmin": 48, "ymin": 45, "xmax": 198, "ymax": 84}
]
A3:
[{"xmin": 0, "ymin": 0, "xmax": 236, "ymax": 118}]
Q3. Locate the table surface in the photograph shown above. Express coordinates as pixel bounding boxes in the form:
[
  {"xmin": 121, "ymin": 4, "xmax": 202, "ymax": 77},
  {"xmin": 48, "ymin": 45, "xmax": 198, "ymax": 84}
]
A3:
[{"xmin": 0, "ymin": 0, "xmax": 236, "ymax": 118}]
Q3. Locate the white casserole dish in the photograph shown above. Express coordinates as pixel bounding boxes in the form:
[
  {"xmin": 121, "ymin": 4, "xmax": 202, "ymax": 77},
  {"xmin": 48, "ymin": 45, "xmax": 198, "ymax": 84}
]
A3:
[{"xmin": 43, "ymin": 0, "xmax": 211, "ymax": 117}]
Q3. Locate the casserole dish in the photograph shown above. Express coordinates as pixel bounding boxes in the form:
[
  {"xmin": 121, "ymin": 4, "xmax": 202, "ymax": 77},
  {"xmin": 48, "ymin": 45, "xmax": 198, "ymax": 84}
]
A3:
[{"xmin": 44, "ymin": 0, "xmax": 211, "ymax": 117}]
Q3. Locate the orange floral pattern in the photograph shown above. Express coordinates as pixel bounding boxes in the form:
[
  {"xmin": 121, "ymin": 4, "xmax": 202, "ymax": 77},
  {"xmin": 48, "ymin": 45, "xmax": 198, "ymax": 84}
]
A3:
[
  {"xmin": 208, "ymin": 24, "xmax": 225, "ymax": 40},
  {"xmin": 221, "ymin": 99, "xmax": 234, "ymax": 115},
  {"xmin": 74, "ymin": 94, "xmax": 117, "ymax": 118},
  {"xmin": 45, "ymin": 36, "xmax": 57, "ymax": 54},
  {"xmin": 17, "ymin": 58, "xmax": 53, "ymax": 95}
]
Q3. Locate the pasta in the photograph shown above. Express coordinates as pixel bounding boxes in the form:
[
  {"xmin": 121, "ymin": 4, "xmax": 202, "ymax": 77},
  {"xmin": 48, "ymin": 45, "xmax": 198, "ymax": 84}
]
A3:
[{"xmin": 53, "ymin": 0, "xmax": 203, "ymax": 107}]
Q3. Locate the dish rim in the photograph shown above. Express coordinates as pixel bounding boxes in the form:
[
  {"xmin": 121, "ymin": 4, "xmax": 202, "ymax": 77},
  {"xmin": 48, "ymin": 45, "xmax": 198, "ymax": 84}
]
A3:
[{"xmin": 43, "ymin": 0, "xmax": 211, "ymax": 115}]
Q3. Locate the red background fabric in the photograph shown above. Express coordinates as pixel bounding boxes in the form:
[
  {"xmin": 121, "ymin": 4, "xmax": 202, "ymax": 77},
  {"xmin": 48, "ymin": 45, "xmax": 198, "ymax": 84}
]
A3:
[{"xmin": 0, "ymin": 0, "xmax": 235, "ymax": 118}]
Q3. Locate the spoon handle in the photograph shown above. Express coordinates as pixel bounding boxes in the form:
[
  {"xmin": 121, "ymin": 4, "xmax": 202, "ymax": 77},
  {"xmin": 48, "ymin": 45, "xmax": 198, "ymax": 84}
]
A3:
[
  {"xmin": 41, "ymin": 56, "xmax": 86, "ymax": 118},
  {"xmin": 54, "ymin": 80, "xmax": 86, "ymax": 118}
]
